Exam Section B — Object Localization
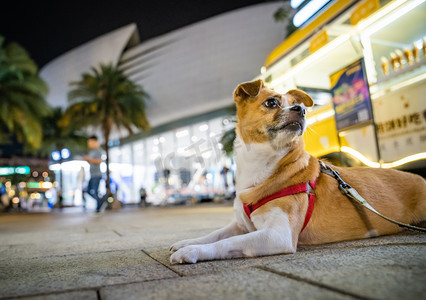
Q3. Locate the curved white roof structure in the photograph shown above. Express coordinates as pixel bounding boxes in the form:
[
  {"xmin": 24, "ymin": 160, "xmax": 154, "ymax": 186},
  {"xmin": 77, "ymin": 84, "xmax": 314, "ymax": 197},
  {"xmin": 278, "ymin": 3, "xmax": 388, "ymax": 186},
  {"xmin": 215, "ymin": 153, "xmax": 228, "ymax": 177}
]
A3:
[
  {"xmin": 41, "ymin": 2, "xmax": 286, "ymax": 129},
  {"xmin": 119, "ymin": 3, "xmax": 285, "ymax": 128},
  {"xmin": 40, "ymin": 24, "xmax": 139, "ymax": 108}
]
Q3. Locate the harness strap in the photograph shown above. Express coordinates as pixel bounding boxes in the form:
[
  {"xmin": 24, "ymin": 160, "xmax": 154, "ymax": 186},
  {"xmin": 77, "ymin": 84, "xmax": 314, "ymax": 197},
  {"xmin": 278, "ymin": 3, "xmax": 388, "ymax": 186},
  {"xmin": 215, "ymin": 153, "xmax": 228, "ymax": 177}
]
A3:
[
  {"xmin": 243, "ymin": 180, "xmax": 316, "ymax": 233},
  {"xmin": 302, "ymin": 181, "xmax": 316, "ymax": 232},
  {"xmin": 319, "ymin": 160, "xmax": 426, "ymax": 233}
]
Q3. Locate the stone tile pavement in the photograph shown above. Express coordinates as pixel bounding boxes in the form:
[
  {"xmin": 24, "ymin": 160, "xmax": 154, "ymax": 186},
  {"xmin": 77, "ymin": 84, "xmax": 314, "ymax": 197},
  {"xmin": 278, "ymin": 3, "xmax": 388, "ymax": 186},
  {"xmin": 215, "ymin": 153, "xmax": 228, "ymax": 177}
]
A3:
[{"xmin": 0, "ymin": 203, "xmax": 425, "ymax": 299}]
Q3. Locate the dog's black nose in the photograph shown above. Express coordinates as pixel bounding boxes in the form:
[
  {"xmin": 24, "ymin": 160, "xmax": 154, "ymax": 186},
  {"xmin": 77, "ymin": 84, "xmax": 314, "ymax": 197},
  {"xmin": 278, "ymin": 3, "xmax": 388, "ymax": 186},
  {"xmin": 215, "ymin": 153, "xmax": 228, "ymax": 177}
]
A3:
[{"xmin": 290, "ymin": 105, "xmax": 305, "ymax": 116}]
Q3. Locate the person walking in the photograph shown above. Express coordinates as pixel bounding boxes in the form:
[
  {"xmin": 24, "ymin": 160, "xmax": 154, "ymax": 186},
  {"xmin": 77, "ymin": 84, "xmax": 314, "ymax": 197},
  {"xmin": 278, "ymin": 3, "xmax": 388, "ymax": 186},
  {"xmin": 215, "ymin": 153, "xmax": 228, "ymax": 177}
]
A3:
[
  {"xmin": 0, "ymin": 179, "xmax": 10, "ymax": 212},
  {"xmin": 139, "ymin": 187, "xmax": 147, "ymax": 207},
  {"xmin": 83, "ymin": 135, "xmax": 104, "ymax": 212}
]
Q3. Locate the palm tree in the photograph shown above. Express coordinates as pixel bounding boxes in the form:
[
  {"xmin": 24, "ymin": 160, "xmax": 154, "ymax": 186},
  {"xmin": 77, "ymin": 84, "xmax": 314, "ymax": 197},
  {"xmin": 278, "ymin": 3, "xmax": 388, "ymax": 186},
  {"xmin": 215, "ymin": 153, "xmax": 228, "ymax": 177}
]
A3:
[
  {"xmin": 38, "ymin": 107, "xmax": 87, "ymax": 157},
  {"xmin": 220, "ymin": 128, "xmax": 236, "ymax": 157},
  {"xmin": 37, "ymin": 107, "xmax": 87, "ymax": 201},
  {"xmin": 60, "ymin": 63, "xmax": 150, "ymax": 198},
  {"xmin": 0, "ymin": 36, "xmax": 50, "ymax": 150},
  {"xmin": 272, "ymin": 1, "xmax": 297, "ymax": 39}
]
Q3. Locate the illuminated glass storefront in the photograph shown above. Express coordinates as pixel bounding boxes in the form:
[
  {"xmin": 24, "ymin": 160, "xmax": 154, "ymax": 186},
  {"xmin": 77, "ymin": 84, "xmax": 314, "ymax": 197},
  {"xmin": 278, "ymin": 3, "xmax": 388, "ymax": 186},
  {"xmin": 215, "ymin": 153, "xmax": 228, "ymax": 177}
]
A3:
[
  {"xmin": 50, "ymin": 114, "xmax": 236, "ymax": 206},
  {"xmin": 109, "ymin": 115, "xmax": 236, "ymax": 205}
]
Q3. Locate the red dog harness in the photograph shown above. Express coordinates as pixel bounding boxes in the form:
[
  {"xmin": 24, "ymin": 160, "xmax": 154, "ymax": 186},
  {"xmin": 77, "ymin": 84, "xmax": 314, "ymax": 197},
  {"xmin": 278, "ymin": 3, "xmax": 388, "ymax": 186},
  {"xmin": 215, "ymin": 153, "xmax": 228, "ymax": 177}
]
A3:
[{"xmin": 243, "ymin": 180, "xmax": 316, "ymax": 232}]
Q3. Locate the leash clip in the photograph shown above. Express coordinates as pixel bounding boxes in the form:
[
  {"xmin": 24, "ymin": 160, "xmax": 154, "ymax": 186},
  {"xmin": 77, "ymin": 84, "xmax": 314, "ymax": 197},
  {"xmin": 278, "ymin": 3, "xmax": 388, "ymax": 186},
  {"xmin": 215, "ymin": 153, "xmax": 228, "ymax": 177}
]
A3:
[
  {"xmin": 338, "ymin": 182, "xmax": 351, "ymax": 195},
  {"xmin": 319, "ymin": 160, "xmax": 352, "ymax": 194},
  {"xmin": 336, "ymin": 177, "xmax": 352, "ymax": 195}
]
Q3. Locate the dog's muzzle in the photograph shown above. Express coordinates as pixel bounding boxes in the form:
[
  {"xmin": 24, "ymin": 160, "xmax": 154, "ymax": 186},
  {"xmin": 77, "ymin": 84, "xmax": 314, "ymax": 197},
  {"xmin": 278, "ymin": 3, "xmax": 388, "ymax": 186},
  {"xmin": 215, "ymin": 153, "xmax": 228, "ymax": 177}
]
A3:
[{"xmin": 268, "ymin": 105, "xmax": 306, "ymax": 134}]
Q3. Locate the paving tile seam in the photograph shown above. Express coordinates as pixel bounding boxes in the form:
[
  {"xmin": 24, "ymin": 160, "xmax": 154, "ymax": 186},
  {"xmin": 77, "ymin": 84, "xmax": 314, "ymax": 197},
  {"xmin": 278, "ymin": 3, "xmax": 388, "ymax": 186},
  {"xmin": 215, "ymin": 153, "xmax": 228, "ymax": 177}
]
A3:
[
  {"xmin": 0, "ymin": 286, "xmax": 100, "ymax": 300},
  {"xmin": 94, "ymin": 266, "xmax": 276, "ymax": 292},
  {"xmin": 96, "ymin": 289, "xmax": 102, "ymax": 300},
  {"xmin": 257, "ymin": 266, "xmax": 374, "ymax": 300},
  {"xmin": 161, "ymin": 261, "xmax": 274, "ymax": 279},
  {"xmin": 112, "ymin": 230, "xmax": 123, "ymax": 237},
  {"xmin": 8, "ymin": 247, "xmax": 151, "ymax": 260},
  {"xmin": 141, "ymin": 249, "xmax": 184, "ymax": 277},
  {"xmin": 0, "ymin": 274, "xmax": 182, "ymax": 300},
  {"xmin": 94, "ymin": 276, "xmax": 181, "ymax": 295}
]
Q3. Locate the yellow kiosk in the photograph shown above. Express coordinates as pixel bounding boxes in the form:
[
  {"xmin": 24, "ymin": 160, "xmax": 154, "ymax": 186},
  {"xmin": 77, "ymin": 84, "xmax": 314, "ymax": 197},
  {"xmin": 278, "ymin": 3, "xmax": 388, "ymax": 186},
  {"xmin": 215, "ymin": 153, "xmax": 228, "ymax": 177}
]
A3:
[{"xmin": 258, "ymin": 0, "xmax": 426, "ymax": 170}]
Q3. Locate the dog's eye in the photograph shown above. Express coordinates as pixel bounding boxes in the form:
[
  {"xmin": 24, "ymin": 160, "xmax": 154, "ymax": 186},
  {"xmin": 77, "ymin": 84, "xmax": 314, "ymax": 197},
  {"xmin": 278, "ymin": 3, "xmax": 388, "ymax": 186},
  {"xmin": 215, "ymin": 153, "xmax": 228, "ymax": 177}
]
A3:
[{"xmin": 263, "ymin": 98, "xmax": 279, "ymax": 109}]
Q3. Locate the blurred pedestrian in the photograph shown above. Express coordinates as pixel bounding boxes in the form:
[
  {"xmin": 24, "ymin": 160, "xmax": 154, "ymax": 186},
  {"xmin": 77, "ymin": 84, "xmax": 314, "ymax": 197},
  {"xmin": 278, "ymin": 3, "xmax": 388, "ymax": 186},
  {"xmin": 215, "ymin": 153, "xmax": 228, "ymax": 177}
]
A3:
[
  {"xmin": 57, "ymin": 189, "xmax": 63, "ymax": 209},
  {"xmin": 139, "ymin": 187, "xmax": 147, "ymax": 207},
  {"xmin": 83, "ymin": 135, "xmax": 104, "ymax": 212},
  {"xmin": 220, "ymin": 166, "xmax": 229, "ymax": 190},
  {"xmin": 0, "ymin": 180, "xmax": 10, "ymax": 212}
]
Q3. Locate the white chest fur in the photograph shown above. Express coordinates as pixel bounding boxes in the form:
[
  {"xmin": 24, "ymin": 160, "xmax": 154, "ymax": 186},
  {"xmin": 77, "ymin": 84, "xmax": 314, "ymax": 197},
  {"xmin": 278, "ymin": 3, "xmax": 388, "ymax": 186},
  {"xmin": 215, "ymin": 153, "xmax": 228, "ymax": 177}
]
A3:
[
  {"xmin": 234, "ymin": 135, "xmax": 288, "ymax": 191},
  {"xmin": 233, "ymin": 135, "xmax": 289, "ymax": 232}
]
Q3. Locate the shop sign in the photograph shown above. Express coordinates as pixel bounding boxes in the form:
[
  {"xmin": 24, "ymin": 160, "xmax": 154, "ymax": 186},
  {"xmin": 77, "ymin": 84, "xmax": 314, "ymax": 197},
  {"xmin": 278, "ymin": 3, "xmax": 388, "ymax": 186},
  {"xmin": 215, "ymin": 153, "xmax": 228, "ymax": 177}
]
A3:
[
  {"xmin": 309, "ymin": 30, "xmax": 328, "ymax": 54},
  {"xmin": 330, "ymin": 59, "xmax": 373, "ymax": 131},
  {"xmin": 373, "ymin": 80, "xmax": 426, "ymax": 162},
  {"xmin": 27, "ymin": 182, "xmax": 41, "ymax": 189},
  {"xmin": 0, "ymin": 167, "xmax": 15, "ymax": 176},
  {"xmin": 0, "ymin": 166, "xmax": 30, "ymax": 176},
  {"xmin": 350, "ymin": 0, "xmax": 380, "ymax": 25}
]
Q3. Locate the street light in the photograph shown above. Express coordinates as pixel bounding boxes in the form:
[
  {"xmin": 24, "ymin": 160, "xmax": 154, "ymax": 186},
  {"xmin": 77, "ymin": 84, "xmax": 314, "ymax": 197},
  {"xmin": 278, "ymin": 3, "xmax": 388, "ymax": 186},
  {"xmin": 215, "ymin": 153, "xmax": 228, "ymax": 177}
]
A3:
[
  {"xmin": 61, "ymin": 148, "xmax": 70, "ymax": 159},
  {"xmin": 52, "ymin": 151, "xmax": 61, "ymax": 161}
]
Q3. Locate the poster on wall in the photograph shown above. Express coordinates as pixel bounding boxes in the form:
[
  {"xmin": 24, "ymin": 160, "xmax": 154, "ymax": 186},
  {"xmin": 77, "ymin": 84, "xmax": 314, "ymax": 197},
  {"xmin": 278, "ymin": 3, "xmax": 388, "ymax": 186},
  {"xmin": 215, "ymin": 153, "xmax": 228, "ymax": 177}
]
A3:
[
  {"xmin": 330, "ymin": 59, "xmax": 373, "ymax": 131},
  {"xmin": 373, "ymin": 79, "xmax": 426, "ymax": 162}
]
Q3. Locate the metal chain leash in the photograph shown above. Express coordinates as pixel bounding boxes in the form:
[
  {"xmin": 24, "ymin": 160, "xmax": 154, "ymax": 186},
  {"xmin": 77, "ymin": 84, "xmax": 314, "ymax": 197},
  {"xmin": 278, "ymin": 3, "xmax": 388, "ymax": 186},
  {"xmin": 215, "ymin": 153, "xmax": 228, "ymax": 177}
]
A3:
[{"xmin": 319, "ymin": 160, "xmax": 426, "ymax": 233}]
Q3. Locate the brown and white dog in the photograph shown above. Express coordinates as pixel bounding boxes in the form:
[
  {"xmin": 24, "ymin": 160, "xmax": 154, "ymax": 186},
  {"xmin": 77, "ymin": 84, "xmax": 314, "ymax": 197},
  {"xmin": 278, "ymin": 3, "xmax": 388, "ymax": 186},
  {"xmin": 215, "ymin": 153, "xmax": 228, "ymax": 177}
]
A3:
[{"xmin": 170, "ymin": 79, "xmax": 426, "ymax": 264}]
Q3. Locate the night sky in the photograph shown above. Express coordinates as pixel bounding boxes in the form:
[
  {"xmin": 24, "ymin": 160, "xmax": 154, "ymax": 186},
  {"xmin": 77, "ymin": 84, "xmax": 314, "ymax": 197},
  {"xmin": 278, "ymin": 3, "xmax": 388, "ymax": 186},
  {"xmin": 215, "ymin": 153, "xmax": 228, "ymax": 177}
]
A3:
[{"xmin": 1, "ymin": 0, "xmax": 269, "ymax": 68}]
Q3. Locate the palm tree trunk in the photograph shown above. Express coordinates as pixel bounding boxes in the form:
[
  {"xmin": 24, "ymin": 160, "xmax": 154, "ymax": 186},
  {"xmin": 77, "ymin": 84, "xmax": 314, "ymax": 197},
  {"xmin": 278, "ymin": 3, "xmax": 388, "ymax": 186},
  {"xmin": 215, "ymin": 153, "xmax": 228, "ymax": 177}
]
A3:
[{"xmin": 104, "ymin": 130, "xmax": 111, "ymax": 198}]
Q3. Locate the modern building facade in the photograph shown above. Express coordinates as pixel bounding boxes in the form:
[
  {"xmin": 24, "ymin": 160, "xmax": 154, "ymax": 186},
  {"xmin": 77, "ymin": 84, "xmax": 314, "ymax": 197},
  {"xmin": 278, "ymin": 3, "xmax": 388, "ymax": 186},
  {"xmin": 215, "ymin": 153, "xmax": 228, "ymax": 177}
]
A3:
[{"xmin": 40, "ymin": 3, "xmax": 288, "ymax": 205}]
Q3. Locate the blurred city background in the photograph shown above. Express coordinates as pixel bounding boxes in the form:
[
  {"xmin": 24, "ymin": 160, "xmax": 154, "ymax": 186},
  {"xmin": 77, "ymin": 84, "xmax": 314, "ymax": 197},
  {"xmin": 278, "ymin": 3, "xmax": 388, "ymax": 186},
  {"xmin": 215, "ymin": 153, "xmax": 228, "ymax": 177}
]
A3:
[{"xmin": 0, "ymin": 0, "xmax": 425, "ymax": 213}]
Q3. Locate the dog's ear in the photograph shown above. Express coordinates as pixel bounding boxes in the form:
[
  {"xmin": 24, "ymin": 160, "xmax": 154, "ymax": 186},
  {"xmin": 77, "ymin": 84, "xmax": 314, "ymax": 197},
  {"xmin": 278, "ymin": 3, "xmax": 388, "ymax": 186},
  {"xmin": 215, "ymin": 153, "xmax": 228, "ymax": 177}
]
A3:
[
  {"xmin": 285, "ymin": 89, "xmax": 314, "ymax": 107},
  {"xmin": 234, "ymin": 79, "xmax": 264, "ymax": 102}
]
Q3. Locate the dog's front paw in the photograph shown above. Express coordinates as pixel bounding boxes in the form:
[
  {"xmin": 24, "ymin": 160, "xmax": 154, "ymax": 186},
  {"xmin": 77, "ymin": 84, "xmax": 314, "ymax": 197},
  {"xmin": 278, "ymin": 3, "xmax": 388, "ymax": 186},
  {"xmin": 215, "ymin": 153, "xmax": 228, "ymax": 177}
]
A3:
[
  {"xmin": 170, "ymin": 245, "xmax": 202, "ymax": 264},
  {"xmin": 170, "ymin": 239, "xmax": 195, "ymax": 252}
]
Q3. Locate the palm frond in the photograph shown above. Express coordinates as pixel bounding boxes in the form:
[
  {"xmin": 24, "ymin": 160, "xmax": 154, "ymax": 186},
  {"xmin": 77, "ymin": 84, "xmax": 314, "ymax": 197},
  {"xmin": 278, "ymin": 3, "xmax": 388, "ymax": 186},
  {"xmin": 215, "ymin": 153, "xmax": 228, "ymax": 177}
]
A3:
[
  {"xmin": 60, "ymin": 62, "xmax": 151, "ymax": 195},
  {"xmin": 220, "ymin": 128, "xmax": 236, "ymax": 156},
  {"xmin": 63, "ymin": 62, "xmax": 150, "ymax": 136},
  {"xmin": 0, "ymin": 37, "xmax": 50, "ymax": 149},
  {"xmin": 35, "ymin": 107, "xmax": 88, "ymax": 156}
]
